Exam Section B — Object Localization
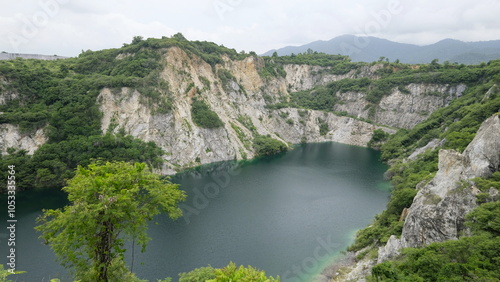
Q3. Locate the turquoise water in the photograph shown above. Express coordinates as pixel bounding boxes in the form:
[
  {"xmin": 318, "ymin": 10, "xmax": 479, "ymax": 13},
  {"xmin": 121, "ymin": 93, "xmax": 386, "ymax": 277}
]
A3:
[{"xmin": 0, "ymin": 142, "xmax": 390, "ymax": 281}]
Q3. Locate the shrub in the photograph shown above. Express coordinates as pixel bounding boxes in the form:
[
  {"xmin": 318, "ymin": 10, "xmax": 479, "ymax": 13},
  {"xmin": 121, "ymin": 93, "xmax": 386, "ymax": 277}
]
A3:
[
  {"xmin": 207, "ymin": 262, "xmax": 279, "ymax": 282},
  {"xmin": 191, "ymin": 99, "xmax": 224, "ymax": 128},
  {"xmin": 179, "ymin": 266, "xmax": 216, "ymax": 282},
  {"xmin": 253, "ymin": 135, "xmax": 288, "ymax": 157}
]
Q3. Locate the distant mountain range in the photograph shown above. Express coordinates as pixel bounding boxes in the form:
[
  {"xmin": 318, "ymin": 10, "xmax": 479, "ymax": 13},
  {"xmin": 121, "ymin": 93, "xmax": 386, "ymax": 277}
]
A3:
[{"xmin": 262, "ymin": 35, "xmax": 500, "ymax": 64}]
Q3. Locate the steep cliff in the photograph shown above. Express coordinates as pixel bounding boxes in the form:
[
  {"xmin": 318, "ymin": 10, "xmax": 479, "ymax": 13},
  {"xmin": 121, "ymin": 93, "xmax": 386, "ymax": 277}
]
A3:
[
  {"xmin": 0, "ymin": 124, "xmax": 47, "ymax": 154},
  {"xmin": 98, "ymin": 47, "xmax": 390, "ymax": 173},
  {"xmin": 379, "ymin": 115, "xmax": 499, "ymax": 259},
  {"xmin": 333, "ymin": 83, "xmax": 466, "ymax": 129},
  {"xmin": 333, "ymin": 114, "xmax": 500, "ymax": 281}
]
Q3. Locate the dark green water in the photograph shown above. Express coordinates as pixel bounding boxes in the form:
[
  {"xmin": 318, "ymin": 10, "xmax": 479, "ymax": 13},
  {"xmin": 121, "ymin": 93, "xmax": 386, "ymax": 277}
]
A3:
[{"xmin": 1, "ymin": 142, "xmax": 390, "ymax": 281}]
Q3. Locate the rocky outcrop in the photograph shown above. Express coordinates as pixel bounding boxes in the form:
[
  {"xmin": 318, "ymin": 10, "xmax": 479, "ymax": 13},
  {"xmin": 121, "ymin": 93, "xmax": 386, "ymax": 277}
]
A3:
[
  {"xmin": 377, "ymin": 114, "xmax": 500, "ymax": 262},
  {"xmin": 334, "ymin": 83, "xmax": 466, "ymax": 129},
  {"xmin": 284, "ymin": 64, "xmax": 383, "ymax": 92},
  {"xmin": 0, "ymin": 124, "xmax": 47, "ymax": 154}
]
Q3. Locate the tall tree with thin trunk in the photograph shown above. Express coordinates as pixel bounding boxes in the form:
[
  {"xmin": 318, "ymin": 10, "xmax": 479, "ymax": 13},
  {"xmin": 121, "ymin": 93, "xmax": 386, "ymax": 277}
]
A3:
[{"xmin": 36, "ymin": 161, "xmax": 186, "ymax": 282}]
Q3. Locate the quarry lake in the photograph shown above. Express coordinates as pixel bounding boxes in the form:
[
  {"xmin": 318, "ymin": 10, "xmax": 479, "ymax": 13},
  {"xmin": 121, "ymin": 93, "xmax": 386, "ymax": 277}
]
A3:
[{"xmin": 1, "ymin": 142, "xmax": 390, "ymax": 281}]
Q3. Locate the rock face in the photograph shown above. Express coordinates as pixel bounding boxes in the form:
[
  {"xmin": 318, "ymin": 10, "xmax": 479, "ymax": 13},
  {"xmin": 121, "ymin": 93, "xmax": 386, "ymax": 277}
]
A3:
[
  {"xmin": 377, "ymin": 114, "xmax": 500, "ymax": 263},
  {"xmin": 0, "ymin": 124, "xmax": 47, "ymax": 154},
  {"xmin": 334, "ymin": 83, "xmax": 466, "ymax": 129},
  {"xmin": 91, "ymin": 47, "xmax": 398, "ymax": 173}
]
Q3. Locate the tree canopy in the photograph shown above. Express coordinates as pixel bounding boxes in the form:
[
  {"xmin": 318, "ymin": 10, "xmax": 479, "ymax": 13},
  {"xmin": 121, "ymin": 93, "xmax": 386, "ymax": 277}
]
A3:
[{"xmin": 35, "ymin": 161, "xmax": 186, "ymax": 282}]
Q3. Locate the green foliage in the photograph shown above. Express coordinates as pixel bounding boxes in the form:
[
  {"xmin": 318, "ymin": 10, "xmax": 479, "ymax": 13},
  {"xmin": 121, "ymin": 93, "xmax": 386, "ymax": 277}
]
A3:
[
  {"xmin": 230, "ymin": 123, "xmax": 252, "ymax": 150},
  {"xmin": 371, "ymin": 229, "xmax": 500, "ymax": 281},
  {"xmin": 253, "ymin": 135, "xmax": 288, "ymax": 157},
  {"xmin": 471, "ymin": 171, "xmax": 500, "ymax": 192},
  {"xmin": 35, "ymin": 161, "xmax": 186, "ymax": 282},
  {"xmin": 466, "ymin": 201, "xmax": 500, "ymax": 236},
  {"xmin": 368, "ymin": 129, "xmax": 390, "ymax": 148},
  {"xmin": 207, "ymin": 262, "xmax": 279, "ymax": 282},
  {"xmin": 286, "ymin": 78, "xmax": 370, "ymax": 111},
  {"xmin": 237, "ymin": 115, "xmax": 257, "ymax": 133},
  {"xmin": 318, "ymin": 118, "xmax": 329, "ymax": 136},
  {"xmin": 0, "ymin": 264, "xmax": 26, "ymax": 282},
  {"xmin": 191, "ymin": 99, "xmax": 224, "ymax": 129},
  {"xmin": 363, "ymin": 67, "xmax": 500, "ymax": 280},
  {"xmin": 178, "ymin": 265, "xmax": 216, "ymax": 282},
  {"xmin": 263, "ymin": 52, "xmax": 357, "ymax": 74},
  {"xmin": 349, "ymin": 149, "xmax": 437, "ymax": 252},
  {"xmin": 381, "ymin": 79, "xmax": 500, "ymax": 161}
]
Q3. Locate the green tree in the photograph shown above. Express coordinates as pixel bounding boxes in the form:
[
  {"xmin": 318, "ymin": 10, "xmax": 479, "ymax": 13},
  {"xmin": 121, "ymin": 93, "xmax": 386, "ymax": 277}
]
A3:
[
  {"xmin": 131, "ymin": 36, "xmax": 144, "ymax": 45},
  {"xmin": 179, "ymin": 265, "xmax": 216, "ymax": 282},
  {"xmin": 466, "ymin": 201, "xmax": 500, "ymax": 236},
  {"xmin": 0, "ymin": 264, "xmax": 25, "ymax": 282},
  {"xmin": 253, "ymin": 135, "xmax": 288, "ymax": 157},
  {"xmin": 207, "ymin": 262, "xmax": 279, "ymax": 282},
  {"xmin": 35, "ymin": 161, "xmax": 186, "ymax": 282}
]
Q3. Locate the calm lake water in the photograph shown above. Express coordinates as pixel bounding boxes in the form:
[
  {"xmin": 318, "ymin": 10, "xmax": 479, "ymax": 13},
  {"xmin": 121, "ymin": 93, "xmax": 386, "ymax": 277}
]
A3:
[{"xmin": 1, "ymin": 142, "xmax": 390, "ymax": 281}]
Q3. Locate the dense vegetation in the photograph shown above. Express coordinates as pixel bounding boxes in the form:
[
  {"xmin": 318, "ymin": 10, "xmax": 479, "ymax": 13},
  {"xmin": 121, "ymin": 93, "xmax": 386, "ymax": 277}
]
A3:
[
  {"xmin": 371, "ymin": 201, "xmax": 500, "ymax": 281},
  {"xmin": 179, "ymin": 262, "xmax": 279, "ymax": 282},
  {"xmin": 259, "ymin": 50, "xmax": 360, "ymax": 79},
  {"xmin": 253, "ymin": 135, "xmax": 288, "ymax": 157},
  {"xmin": 340, "ymin": 60, "xmax": 500, "ymax": 281},
  {"xmin": 190, "ymin": 99, "xmax": 224, "ymax": 129},
  {"xmin": 349, "ymin": 64, "xmax": 500, "ymax": 252}
]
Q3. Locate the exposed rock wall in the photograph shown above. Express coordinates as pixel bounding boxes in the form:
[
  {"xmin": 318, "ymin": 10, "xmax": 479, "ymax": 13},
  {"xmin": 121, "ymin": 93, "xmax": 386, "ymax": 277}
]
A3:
[
  {"xmin": 283, "ymin": 64, "xmax": 383, "ymax": 92},
  {"xmin": 0, "ymin": 124, "xmax": 47, "ymax": 154},
  {"xmin": 98, "ymin": 48, "xmax": 392, "ymax": 173},
  {"xmin": 334, "ymin": 83, "xmax": 466, "ymax": 129},
  {"xmin": 377, "ymin": 114, "xmax": 500, "ymax": 262}
]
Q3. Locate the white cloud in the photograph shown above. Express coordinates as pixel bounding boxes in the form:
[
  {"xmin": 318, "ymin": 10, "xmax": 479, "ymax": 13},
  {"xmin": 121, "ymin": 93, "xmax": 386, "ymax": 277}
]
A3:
[{"xmin": 0, "ymin": 0, "xmax": 499, "ymax": 56}]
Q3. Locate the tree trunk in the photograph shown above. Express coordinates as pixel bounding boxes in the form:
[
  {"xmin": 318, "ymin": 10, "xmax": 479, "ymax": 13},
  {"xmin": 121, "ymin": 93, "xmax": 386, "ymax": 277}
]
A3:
[{"xmin": 95, "ymin": 219, "xmax": 114, "ymax": 282}]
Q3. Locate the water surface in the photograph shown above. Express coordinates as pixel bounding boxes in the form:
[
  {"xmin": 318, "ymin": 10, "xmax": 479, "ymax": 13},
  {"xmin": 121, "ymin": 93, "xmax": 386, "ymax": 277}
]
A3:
[{"xmin": 0, "ymin": 142, "xmax": 390, "ymax": 281}]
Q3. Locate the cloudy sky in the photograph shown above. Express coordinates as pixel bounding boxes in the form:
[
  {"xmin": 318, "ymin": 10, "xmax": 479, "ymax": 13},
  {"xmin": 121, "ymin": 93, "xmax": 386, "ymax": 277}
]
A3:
[{"xmin": 1, "ymin": 0, "xmax": 499, "ymax": 57}]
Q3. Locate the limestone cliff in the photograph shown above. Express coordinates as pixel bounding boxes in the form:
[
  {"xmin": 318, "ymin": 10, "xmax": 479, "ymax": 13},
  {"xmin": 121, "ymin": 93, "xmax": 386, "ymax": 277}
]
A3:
[
  {"xmin": 333, "ymin": 83, "xmax": 466, "ymax": 129},
  {"xmin": 98, "ymin": 47, "xmax": 390, "ymax": 174},
  {"xmin": 0, "ymin": 124, "xmax": 47, "ymax": 154},
  {"xmin": 334, "ymin": 114, "xmax": 500, "ymax": 281},
  {"xmin": 378, "ymin": 114, "xmax": 500, "ymax": 261}
]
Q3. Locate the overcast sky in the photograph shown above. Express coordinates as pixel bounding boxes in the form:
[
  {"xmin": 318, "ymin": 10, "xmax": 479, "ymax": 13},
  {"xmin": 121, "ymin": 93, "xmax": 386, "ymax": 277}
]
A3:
[{"xmin": 1, "ymin": 0, "xmax": 499, "ymax": 57}]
